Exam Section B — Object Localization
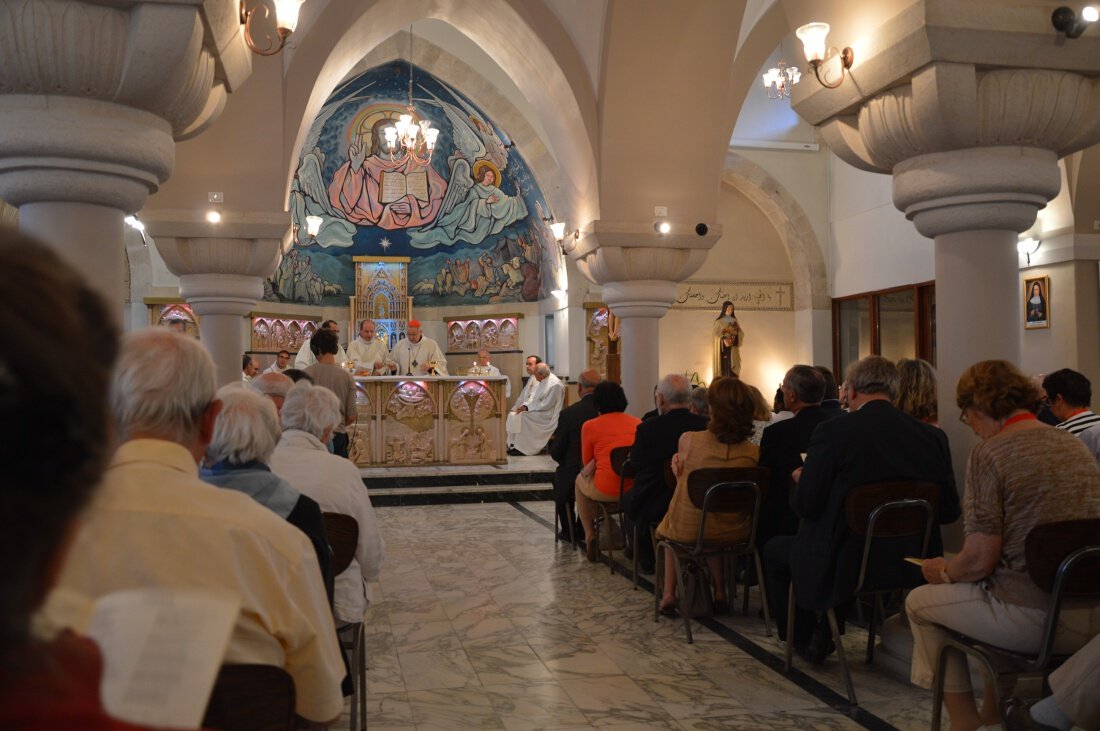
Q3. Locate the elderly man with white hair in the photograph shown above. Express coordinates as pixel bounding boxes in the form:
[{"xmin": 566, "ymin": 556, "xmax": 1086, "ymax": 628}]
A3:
[
  {"xmin": 506, "ymin": 362, "xmax": 563, "ymax": 456},
  {"xmin": 201, "ymin": 385, "xmax": 333, "ymax": 599},
  {"xmin": 41, "ymin": 329, "xmax": 345, "ymax": 727},
  {"xmin": 251, "ymin": 370, "xmax": 294, "ymax": 413},
  {"xmin": 270, "ymin": 381, "xmax": 384, "ymax": 626}
]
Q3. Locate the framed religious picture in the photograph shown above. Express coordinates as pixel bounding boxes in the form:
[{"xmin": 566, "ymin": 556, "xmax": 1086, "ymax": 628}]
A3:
[{"xmin": 1024, "ymin": 275, "xmax": 1050, "ymax": 330}]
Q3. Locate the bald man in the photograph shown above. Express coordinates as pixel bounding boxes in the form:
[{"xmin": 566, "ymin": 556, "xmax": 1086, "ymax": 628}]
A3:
[
  {"xmin": 347, "ymin": 319, "xmax": 396, "ymax": 375},
  {"xmin": 507, "ymin": 363, "xmax": 563, "ymax": 456},
  {"xmin": 391, "ymin": 320, "xmax": 447, "ymax": 376}
]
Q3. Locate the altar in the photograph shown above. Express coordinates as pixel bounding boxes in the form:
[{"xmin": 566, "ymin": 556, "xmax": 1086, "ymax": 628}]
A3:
[{"xmin": 348, "ymin": 375, "xmax": 508, "ymax": 467}]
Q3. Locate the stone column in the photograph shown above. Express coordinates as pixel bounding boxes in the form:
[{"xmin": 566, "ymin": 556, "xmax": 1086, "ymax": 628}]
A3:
[
  {"xmin": 815, "ymin": 65, "xmax": 1100, "ymax": 481},
  {"xmin": 0, "ymin": 0, "xmax": 251, "ymax": 310},
  {"xmin": 574, "ymin": 225, "xmax": 717, "ymax": 417},
  {"xmin": 155, "ymin": 237, "xmax": 282, "ymax": 387}
]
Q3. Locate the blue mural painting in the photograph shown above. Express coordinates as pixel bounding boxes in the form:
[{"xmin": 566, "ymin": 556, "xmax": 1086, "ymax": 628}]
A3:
[{"xmin": 267, "ymin": 62, "xmax": 562, "ymax": 307}]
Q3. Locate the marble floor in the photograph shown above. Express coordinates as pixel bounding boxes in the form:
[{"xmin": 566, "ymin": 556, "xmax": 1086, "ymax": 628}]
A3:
[{"xmin": 360, "ymin": 500, "xmax": 936, "ymax": 731}]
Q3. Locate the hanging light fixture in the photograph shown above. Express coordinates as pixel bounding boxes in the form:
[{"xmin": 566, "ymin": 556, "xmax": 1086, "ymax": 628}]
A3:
[
  {"xmin": 761, "ymin": 37, "xmax": 801, "ymax": 100},
  {"xmin": 383, "ymin": 28, "xmax": 440, "ymax": 165}
]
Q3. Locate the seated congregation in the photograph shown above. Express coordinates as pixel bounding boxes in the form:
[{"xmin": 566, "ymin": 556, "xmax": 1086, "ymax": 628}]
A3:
[
  {"xmin": 3, "ymin": 217, "xmax": 1100, "ymax": 731},
  {"xmin": 549, "ymin": 352, "xmax": 1100, "ymax": 731}
]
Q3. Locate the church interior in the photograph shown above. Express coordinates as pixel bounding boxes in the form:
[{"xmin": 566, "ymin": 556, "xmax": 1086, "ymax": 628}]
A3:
[{"xmin": 4, "ymin": 0, "xmax": 1100, "ymax": 729}]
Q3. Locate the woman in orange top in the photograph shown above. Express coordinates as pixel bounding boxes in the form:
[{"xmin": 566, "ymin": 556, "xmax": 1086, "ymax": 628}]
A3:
[{"xmin": 575, "ymin": 382, "xmax": 641, "ymax": 560}]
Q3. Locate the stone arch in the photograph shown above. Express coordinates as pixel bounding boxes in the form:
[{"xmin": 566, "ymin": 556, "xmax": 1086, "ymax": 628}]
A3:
[
  {"xmin": 721, "ymin": 151, "xmax": 829, "ymax": 311},
  {"xmin": 282, "ymin": 0, "xmax": 598, "ymax": 224}
]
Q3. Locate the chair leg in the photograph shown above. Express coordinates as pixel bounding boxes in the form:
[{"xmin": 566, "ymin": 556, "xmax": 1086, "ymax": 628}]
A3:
[
  {"xmin": 753, "ymin": 550, "xmax": 773, "ymax": 637},
  {"xmin": 827, "ymin": 608, "xmax": 857, "ymax": 705},
  {"xmin": 865, "ymin": 594, "xmax": 885, "ymax": 664},
  {"xmin": 741, "ymin": 555, "xmax": 751, "ymax": 616},
  {"xmin": 568, "ymin": 502, "xmax": 577, "ymax": 550},
  {"xmin": 674, "ymin": 557, "xmax": 693, "ymax": 644},
  {"xmin": 931, "ymin": 644, "xmax": 954, "ymax": 731},
  {"xmin": 653, "ymin": 541, "xmax": 664, "ymax": 622},
  {"xmin": 356, "ymin": 624, "xmax": 366, "ymax": 731},
  {"xmin": 631, "ymin": 522, "xmax": 639, "ymax": 589},
  {"xmin": 784, "ymin": 583, "xmax": 796, "ymax": 670}
]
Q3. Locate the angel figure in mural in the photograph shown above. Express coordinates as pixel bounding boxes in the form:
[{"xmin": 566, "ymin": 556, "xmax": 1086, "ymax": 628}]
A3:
[
  {"xmin": 408, "ymin": 158, "xmax": 528, "ymax": 248},
  {"xmin": 289, "ymin": 83, "xmax": 375, "ymax": 249},
  {"xmin": 420, "ymin": 81, "xmax": 510, "ymax": 171},
  {"xmin": 328, "ymin": 117, "xmax": 448, "ymax": 230},
  {"xmin": 712, "ymin": 300, "xmax": 745, "ymax": 378}
]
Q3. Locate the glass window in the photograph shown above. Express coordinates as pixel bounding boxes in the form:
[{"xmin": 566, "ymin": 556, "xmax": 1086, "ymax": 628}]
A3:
[
  {"xmin": 878, "ymin": 290, "xmax": 916, "ymax": 363},
  {"xmin": 836, "ymin": 297, "xmax": 871, "ymax": 378}
]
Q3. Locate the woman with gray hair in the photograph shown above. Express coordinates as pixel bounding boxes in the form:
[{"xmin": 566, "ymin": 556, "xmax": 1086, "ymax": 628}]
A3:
[
  {"xmin": 201, "ymin": 385, "xmax": 333, "ymax": 599},
  {"xmin": 270, "ymin": 382, "xmax": 384, "ymax": 626}
]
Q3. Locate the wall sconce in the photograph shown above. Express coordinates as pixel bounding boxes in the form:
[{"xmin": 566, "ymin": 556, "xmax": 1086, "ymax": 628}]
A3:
[
  {"xmin": 549, "ymin": 222, "xmax": 566, "ymax": 241},
  {"xmin": 654, "ymin": 220, "xmax": 671, "ymax": 235},
  {"xmin": 1052, "ymin": 5, "xmax": 1099, "ymax": 37},
  {"xmin": 551, "ymin": 289, "xmax": 567, "ymax": 301},
  {"xmin": 1017, "ymin": 237, "xmax": 1041, "ymax": 265},
  {"xmin": 240, "ymin": 0, "xmax": 305, "ymax": 56},
  {"xmin": 205, "ymin": 210, "xmax": 222, "ymax": 224},
  {"xmin": 796, "ymin": 22, "xmax": 854, "ymax": 89},
  {"xmin": 305, "ymin": 215, "xmax": 322, "ymax": 238}
]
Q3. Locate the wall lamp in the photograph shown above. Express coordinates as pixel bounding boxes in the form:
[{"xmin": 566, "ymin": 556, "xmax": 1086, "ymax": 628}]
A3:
[
  {"xmin": 1052, "ymin": 5, "xmax": 1099, "ymax": 38},
  {"xmin": 654, "ymin": 220, "xmax": 671, "ymax": 235},
  {"xmin": 240, "ymin": 0, "xmax": 305, "ymax": 56},
  {"xmin": 305, "ymin": 215, "xmax": 323, "ymax": 238},
  {"xmin": 1017, "ymin": 237, "xmax": 1041, "ymax": 265},
  {"xmin": 796, "ymin": 22, "xmax": 854, "ymax": 89}
]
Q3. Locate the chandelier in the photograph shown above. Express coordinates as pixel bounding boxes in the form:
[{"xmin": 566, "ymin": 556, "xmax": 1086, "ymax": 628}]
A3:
[
  {"xmin": 383, "ymin": 29, "xmax": 440, "ymax": 164},
  {"xmin": 762, "ymin": 60, "xmax": 801, "ymax": 99}
]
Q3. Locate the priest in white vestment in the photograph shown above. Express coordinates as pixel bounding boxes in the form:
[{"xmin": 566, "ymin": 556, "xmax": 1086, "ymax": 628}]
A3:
[
  {"xmin": 296, "ymin": 320, "xmax": 348, "ymax": 368},
  {"xmin": 506, "ymin": 363, "xmax": 563, "ymax": 455},
  {"xmin": 391, "ymin": 320, "xmax": 448, "ymax": 376},
  {"xmin": 469, "ymin": 349, "xmax": 510, "ymax": 398},
  {"xmin": 347, "ymin": 319, "xmax": 396, "ymax": 375}
]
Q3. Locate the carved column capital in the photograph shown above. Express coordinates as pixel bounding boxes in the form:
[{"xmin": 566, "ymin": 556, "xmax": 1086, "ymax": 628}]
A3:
[{"xmin": 818, "ymin": 64, "xmax": 1100, "ymax": 237}]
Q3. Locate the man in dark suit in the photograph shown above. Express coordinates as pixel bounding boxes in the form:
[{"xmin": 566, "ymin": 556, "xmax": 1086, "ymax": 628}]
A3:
[
  {"xmin": 622, "ymin": 374, "xmax": 708, "ymax": 572},
  {"xmin": 764, "ymin": 355, "xmax": 960, "ymax": 662},
  {"xmin": 549, "ymin": 368, "xmax": 601, "ymax": 540},
  {"xmin": 757, "ymin": 365, "xmax": 843, "ymax": 549}
]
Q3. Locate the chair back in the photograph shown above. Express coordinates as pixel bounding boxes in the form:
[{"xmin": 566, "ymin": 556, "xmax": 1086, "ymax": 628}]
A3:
[
  {"xmin": 323, "ymin": 512, "xmax": 359, "ymax": 575},
  {"xmin": 1023, "ymin": 518, "xmax": 1100, "ymax": 670},
  {"xmin": 201, "ymin": 664, "xmax": 296, "ymax": 731},
  {"xmin": 685, "ymin": 467, "xmax": 769, "ymax": 551},
  {"xmin": 843, "ymin": 481, "xmax": 940, "ymax": 595},
  {"xmin": 610, "ymin": 445, "xmax": 634, "ymax": 478}
]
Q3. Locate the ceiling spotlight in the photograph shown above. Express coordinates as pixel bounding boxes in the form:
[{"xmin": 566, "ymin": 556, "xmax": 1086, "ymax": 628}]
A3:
[
  {"xmin": 655, "ymin": 220, "xmax": 671, "ymax": 235},
  {"xmin": 206, "ymin": 210, "xmax": 222, "ymax": 224},
  {"xmin": 1053, "ymin": 5, "xmax": 1098, "ymax": 37}
]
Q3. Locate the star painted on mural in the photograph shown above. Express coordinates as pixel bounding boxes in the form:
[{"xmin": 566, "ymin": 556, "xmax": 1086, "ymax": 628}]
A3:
[{"xmin": 379, "ymin": 237, "xmax": 392, "ymax": 251}]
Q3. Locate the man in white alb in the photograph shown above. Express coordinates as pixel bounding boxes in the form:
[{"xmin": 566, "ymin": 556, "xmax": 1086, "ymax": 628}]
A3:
[
  {"xmin": 506, "ymin": 362, "xmax": 563, "ymax": 456},
  {"xmin": 510, "ymin": 355, "xmax": 540, "ymax": 410},
  {"xmin": 347, "ymin": 319, "xmax": 396, "ymax": 375},
  {"xmin": 295, "ymin": 319, "xmax": 348, "ymax": 369},
  {"xmin": 391, "ymin": 320, "xmax": 448, "ymax": 376},
  {"xmin": 264, "ymin": 349, "xmax": 291, "ymax": 374},
  {"xmin": 470, "ymin": 349, "xmax": 510, "ymax": 398}
]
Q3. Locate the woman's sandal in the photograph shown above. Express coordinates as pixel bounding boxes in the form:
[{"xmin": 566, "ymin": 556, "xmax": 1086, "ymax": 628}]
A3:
[{"xmin": 658, "ymin": 602, "xmax": 679, "ymax": 617}]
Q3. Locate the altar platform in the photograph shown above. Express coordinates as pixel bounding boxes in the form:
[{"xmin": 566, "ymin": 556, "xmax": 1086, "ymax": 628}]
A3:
[{"xmin": 361, "ymin": 454, "xmax": 555, "ymax": 506}]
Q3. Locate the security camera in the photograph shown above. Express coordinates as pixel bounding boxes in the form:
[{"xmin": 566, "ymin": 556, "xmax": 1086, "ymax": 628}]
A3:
[{"xmin": 695, "ymin": 223, "xmax": 709, "ymax": 236}]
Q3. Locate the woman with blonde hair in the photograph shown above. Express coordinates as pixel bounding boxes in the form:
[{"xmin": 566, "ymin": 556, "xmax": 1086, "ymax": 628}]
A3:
[
  {"xmin": 906, "ymin": 360, "xmax": 1100, "ymax": 731},
  {"xmin": 656, "ymin": 377, "xmax": 760, "ymax": 615},
  {"xmin": 894, "ymin": 358, "xmax": 939, "ymax": 425}
]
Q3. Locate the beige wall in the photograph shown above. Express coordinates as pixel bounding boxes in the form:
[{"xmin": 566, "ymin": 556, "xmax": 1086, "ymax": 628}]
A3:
[
  {"xmin": 1019, "ymin": 260, "xmax": 1100, "ymax": 386},
  {"xmin": 658, "ymin": 182, "xmax": 797, "ymax": 391}
]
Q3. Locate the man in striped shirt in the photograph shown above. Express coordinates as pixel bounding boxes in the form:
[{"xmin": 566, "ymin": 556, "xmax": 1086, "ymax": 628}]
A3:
[{"xmin": 1042, "ymin": 369, "xmax": 1100, "ymax": 461}]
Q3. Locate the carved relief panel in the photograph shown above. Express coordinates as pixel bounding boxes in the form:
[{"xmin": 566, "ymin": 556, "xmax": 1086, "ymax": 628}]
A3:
[
  {"xmin": 250, "ymin": 316, "xmax": 319, "ymax": 353},
  {"xmin": 444, "ymin": 380, "xmax": 500, "ymax": 463}
]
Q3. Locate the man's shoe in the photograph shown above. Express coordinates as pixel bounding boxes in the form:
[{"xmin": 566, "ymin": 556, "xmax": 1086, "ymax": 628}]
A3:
[
  {"xmin": 1003, "ymin": 698, "xmax": 1060, "ymax": 731},
  {"xmin": 798, "ymin": 629, "xmax": 836, "ymax": 665},
  {"xmin": 507, "ymin": 447, "xmax": 524, "ymax": 456}
]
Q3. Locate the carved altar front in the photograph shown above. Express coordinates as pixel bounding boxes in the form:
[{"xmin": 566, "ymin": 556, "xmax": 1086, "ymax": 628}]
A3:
[{"xmin": 349, "ymin": 376, "xmax": 507, "ymax": 467}]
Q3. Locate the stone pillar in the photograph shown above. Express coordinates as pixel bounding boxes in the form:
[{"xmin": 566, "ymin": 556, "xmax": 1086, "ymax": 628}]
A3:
[
  {"xmin": 155, "ymin": 237, "xmax": 282, "ymax": 387},
  {"xmin": 601, "ymin": 281, "xmax": 676, "ymax": 418},
  {"xmin": 0, "ymin": 0, "xmax": 251, "ymax": 309},
  {"xmin": 573, "ymin": 224, "xmax": 718, "ymax": 418}
]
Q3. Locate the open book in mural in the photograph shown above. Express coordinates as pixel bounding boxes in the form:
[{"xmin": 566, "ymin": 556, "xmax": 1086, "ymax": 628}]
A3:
[{"xmin": 270, "ymin": 62, "xmax": 562, "ymax": 307}]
